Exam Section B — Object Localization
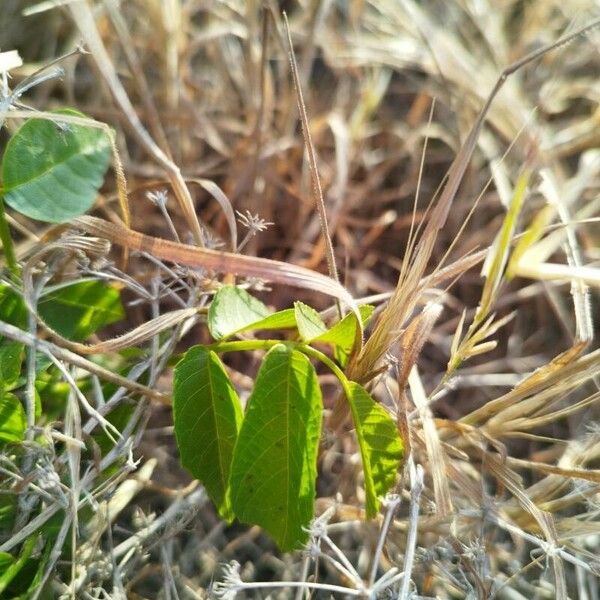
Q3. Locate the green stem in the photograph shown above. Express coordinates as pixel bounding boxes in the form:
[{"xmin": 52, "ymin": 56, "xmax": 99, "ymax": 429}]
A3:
[
  {"xmin": 208, "ymin": 337, "xmax": 353, "ymax": 395},
  {"xmin": 0, "ymin": 534, "xmax": 37, "ymax": 592},
  {"xmin": 208, "ymin": 339, "xmax": 290, "ymax": 354},
  {"xmin": 300, "ymin": 344, "xmax": 350, "ymax": 391},
  {"xmin": 0, "ymin": 196, "xmax": 19, "ymax": 278}
]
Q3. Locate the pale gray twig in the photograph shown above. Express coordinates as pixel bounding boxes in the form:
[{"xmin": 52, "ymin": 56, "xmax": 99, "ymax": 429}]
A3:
[
  {"xmin": 398, "ymin": 459, "xmax": 425, "ymax": 599},
  {"xmin": 369, "ymin": 493, "xmax": 403, "ymax": 586}
]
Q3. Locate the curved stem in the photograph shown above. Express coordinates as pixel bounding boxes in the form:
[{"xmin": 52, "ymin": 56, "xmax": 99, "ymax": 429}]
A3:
[
  {"xmin": 208, "ymin": 338, "xmax": 353, "ymax": 398},
  {"xmin": 300, "ymin": 344, "xmax": 350, "ymax": 391},
  {"xmin": 208, "ymin": 338, "xmax": 351, "ymax": 388},
  {"xmin": 208, "ymin": 339, "xmax": 290, "ymax": 354}
]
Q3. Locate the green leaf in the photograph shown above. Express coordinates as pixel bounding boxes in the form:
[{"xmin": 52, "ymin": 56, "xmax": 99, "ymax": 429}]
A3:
[
  {"xmin": 229, "ymin": 345, "xmax": 322, "ymax": 550},
  {"xmin": 0, "ymin": 280, "xmax": 123, "ymax": 343},
  {"xmin": 2, "ymin": 109, "xmax": 111, "ymax": 223},
  {"xmin": 345, "ymin": 381, "xmax": 403, "ymax": 517},
  {"xmin": 11, "ymin": 542, "xmax": 51, "ymax": 600},
  {"xmin": 0, "ymin": 284, "xmax": 27, "ymax": 330},
  {"xmin": 235, "ymin": 308, "xmax": 297, "ymax": 334},
  {"xmin": 0, "ymin": 392, "xmax": 26, "ymax": 443},
  {"xmin": 0, "ymin": 341, "xmax": 24, "ymax": 392},
  {"xmin": 313, "ymin": 305, "xmax": 375, "ymax": 366},
  {"xmin": 294, "ymin": 301, "xmax": 326, "ymax": 341},
  {"xmin": 173, "ymin": 346, "xmax": 243, "ymax": 520},
  {"xmin": 38, "ymin": 280, "xmax": 124, "ymax": 341},
  {"xmin": 0, "ymin": 535, "xmax": 39, "ymax": 597},
  {"xmin": 0, "ymin": 552, "xmax": 13, "ymax": 571},
  {"xmin": 208, "ymin": 285, "xmax": 270, "ymax": 340}
]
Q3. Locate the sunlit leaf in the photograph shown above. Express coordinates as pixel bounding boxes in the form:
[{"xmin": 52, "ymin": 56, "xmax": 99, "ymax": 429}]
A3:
[
  {"xmin": 313, "ymin": 305, "xmax": 374, "ymax": 366},
  {"xmin": 294, "ymin": 301, "xmax": 327, "ymax": 341},
  {"xmin": 173, "ymin": 346, "xmax": 243, "ymax": 520},
  {"xmin": 208, "ymin": 285, "xmax": 270, "ymax": 340},
  {"xmin": 229, "ymin": 345, "xmax": 322, "ymax": 550},
  {"xmin": 345, "ymin": 381, "xmax": 403, "ymax": 517},
  {"xmin": 235, "ymin": 308, "xmax": 297, "ymax": 334}
]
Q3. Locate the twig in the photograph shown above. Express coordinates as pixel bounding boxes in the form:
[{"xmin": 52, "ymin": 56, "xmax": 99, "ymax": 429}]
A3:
[
  {"xmin": 0, "ymin": 321, "xmax": 169, "ymax": 403},
  {"xmin": 68, "ymin": 1, "xmax": 204, "ymax": 245},
  {"xmin": 283, "ymin": 13, "xmax": 340, "ymax": 288},
  {"xmin": 397, "ymin": 459, "xmax": 424, "ymax": 599},
  {"xmin": 369, "ymin": 494, "xmax": 402, "ymax": 587}
]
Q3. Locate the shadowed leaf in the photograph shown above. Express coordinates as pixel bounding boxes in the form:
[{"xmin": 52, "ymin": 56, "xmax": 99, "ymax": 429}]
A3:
[
  {"xmin": 38, "ymin": 280, "xmax": 124, "ymax": 341},
  {"xmin": 2, "ymin": 109, "xmax": 111, "ymax": 223},
  {"xmin": 0, "ymin": 393, "xmax": 26, "ymax": 444},
  {"xmin": 0, "ymin": 341, "xmax": 23, "ymax": 393}
]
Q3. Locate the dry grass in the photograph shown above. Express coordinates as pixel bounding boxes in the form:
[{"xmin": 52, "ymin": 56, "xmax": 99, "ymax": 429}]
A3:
[{"xmin": 1, "ymin": 1, "xmax": 600, "ymax": 598}]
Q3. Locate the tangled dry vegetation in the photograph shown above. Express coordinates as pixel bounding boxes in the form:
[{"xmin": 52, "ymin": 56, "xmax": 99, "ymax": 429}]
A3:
[{"xmin": 1, "ymin": 1, "xmax": 600, "ymax": 598}]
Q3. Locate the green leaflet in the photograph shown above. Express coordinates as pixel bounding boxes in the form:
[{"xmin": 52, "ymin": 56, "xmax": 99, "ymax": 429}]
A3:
[
  {"xmin": 0, "ymin": 551, "xmax": 12, "ymax": 571},
  {"xmin": 173, "ymin": 346, "xmax": 243, "ymax": 520},
  {"xmin": 0, "ymin": 284, "xmax": 28, "ymax": 330},
  {"xmin": 229, "ymin": 345, "xmax": 322, "ymax": 550},
  {"xmin": 344, "ymin": 381, "xmax": 403, "ymax": 517},
  {"xmin": 0, "ymin": 392, "xmax": 26, "ymax": 443},
  {"xmin": 0, "ymin": 535, "xmax": 38, "ymax": 596},
  {"xmin": 2, "ymin": 109, "xmax": 111, "ymax": 223},
  {"xmin": 235, "ymin": 308, "xmax": 297, "ymax": 334},
  {"xmin": 208, "ymin": 285, "xmax": 270, "ymax": 340},
  {"xmin": 0, "ymin": 280, "xmax": 124, "ymax": 342},
  {"xmin": 313, "ymin": 305, "xmax": 375, "ymax": 366},
  {"xmin": 0, "ymin": 340, "xmax": 24, "ymax": 393},
  {"xmin": 38, "ymin": 280, "xmax": 124, "ymax": 341},
  {"xmin": 294, "ymin": 301, "xmax": 327, "ymax": 341},
  {"xmin": 173, "ymin": 287, "xmax": 406, "ymax": 547}
]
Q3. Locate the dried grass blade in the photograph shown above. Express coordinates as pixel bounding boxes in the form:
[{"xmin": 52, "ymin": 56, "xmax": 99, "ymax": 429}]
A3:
[
  {"xmin": 355, "ymin": 18, "xmax": 600, "ymax": 385},
  {"xmin": 72, "ymin": 216, "xmax": 358, "ymax": 314},
  {"xmin": 398, "ymin": 303, "xmax": 443, "ymax": 390},
  {"xmin": 496, "ymin": 390, "xmax": 600, "ymax": 433},
  {"xmin": 283, "ymin": 13, "xmax": 339, "ymax": 286},
  {"xmin": 190, "ymin": 179, "xmax": 238, "ymax": 251},
  {"xmin": 409, "ymin": 366, "xmax": 453, "ymax": 516},
  {"xmin": 462, "ymin": 343, "xmax": 594, "ymax": 426},
  {"xmin": 0, "ymin": 320, "xmax": 168, "ymax": 403},
  {"xmin": 506, "ymin": 457, "xmax": 600, "ymax": 484},
  {"xmin": 486, "ymin": 454, "xmax": 567, "ymax": 599},
  {"xmin": 68, "ymin": 0, "xmax": 203, "ymax": 245}
]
